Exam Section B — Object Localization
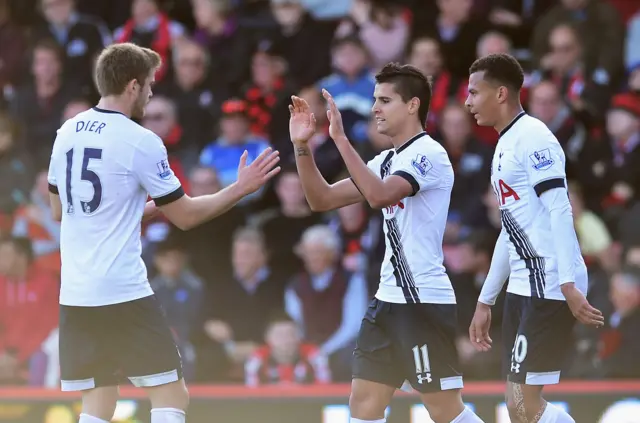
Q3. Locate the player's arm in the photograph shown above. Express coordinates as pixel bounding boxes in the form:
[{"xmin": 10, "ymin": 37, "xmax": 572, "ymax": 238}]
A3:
[
  {"xmin": 46, "ymin": 159, "xmax": 62, "ymax": 222},
  {"xmin": 134, "ymin": 135, "xmax": 279, "ymax": 230},
  {"xmin": 294, "ymin": 144, "xmax": 364, "ymax": 211},
  {"xmin": 478, "ymin": 228, "xmax": 511, "ymax": 306}
]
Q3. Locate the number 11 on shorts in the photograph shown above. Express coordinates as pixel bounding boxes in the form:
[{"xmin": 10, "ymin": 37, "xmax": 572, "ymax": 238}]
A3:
[{"xmin": 412, "ymin": 344, "xmax": 432, "ymax": 384}]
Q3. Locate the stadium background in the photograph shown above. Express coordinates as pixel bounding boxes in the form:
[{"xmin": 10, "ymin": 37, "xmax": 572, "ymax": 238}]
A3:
[{"xmin": 0, "ymin": 0, "xmax": 639, "ymax": 421}]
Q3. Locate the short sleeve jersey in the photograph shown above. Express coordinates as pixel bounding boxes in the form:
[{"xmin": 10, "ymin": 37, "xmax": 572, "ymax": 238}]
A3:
[
  {"xmin": 48, "ymin": 107, "xmax": 184, "ymax": 306},
  {"xmin": 363, "ymin": 132, "xmax": 456, "ymax": 304},
  {"xmin": 490, "ymin": 113, "xmax": 587, "ymax": 300}
]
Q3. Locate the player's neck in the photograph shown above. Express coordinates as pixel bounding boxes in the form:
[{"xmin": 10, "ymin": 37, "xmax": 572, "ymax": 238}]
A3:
[
  {"xmin": 96, "ymin": 97, "xmax": 133, "ymax": 118},
  {"xmin": 390, "ymin": 123, "xmax": 425, "ymax": 150},
  {"xmin": 494, "ymin": 104, "xmax": 525, "ymax": 135}
]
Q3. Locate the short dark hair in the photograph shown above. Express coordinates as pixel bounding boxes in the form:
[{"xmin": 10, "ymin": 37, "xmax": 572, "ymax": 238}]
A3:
[
  {"xmin": 375, "ymin": 62, "xmax": 432, "ymax": 129},
  {"xmin": 95, "ymin": 43, "xmax": 161, "ymax": 96},
  {"xmin": 468, "ymin": 53, "xmax": 524, "ymax": 94}
]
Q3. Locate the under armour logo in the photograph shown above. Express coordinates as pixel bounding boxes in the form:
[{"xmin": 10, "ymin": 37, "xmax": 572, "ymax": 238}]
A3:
[
  {"xmin": 511, "ymin": 363, "xmax": 520, "ymax": 374},
  {"xmin": 417, "ymin": 373, "xmax": 432, "ymax": 384}
]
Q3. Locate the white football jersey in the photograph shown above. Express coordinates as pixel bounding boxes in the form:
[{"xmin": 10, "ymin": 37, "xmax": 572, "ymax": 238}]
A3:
[
  {"xmin": 48, "ymin": 107, "xmax": 184, "ymax": 306},
  {"xmin": 364, "ymin": 132, "xmax": 456, "ymax": 304},
  {"xmin": 490, "ymin": 112, "xmax": 587, "ymax": 300}
]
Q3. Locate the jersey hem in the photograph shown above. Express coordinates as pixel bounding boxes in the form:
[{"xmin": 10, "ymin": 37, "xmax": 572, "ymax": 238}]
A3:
[{"xmin": 59, "ymin": 288, "xmax": 154, "ymax": 307}]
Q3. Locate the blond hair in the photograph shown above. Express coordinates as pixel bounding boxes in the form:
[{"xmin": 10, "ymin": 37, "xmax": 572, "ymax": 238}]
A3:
[{"xmin": 94, "ymin": 43, "xmax": 162, "ymax": 96}]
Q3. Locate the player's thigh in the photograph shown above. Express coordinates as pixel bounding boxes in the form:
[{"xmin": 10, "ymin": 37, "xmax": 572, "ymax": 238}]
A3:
[
  {"xmin": 507, "ymin": 298, "xmax": 575, "ymax": 386},
  {"xmin": 59, "ymin": 305, "xmax": 120, "ymax": 391},
  {"xmin": 352, "ymin": 298, "xmax": 405, "ymax": 391},
  {"xmin": 390, "ymin": 303, "xmax": 463, "ymax": 394},
  {"xmin": 502, "ymin": 293, "xmax": 529, "ymax": 379},
  {"xmin": 109, "ymin": 295, "xmax": 184, "ymax": 388}
]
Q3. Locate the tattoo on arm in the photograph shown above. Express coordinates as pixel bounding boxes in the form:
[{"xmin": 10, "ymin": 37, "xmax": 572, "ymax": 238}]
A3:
[{"xmin": 295, "ymin": 146, "xmax": 310, "ymax": 157}]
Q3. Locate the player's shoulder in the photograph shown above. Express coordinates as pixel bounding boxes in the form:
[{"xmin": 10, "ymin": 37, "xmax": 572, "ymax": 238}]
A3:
[
  {"xmin": 402, "ymin": 133, "xmax": 450, "ymax": 164},
  {"xmin": 510, "ymin": 114, "xmax": 561, "ymax": 152},
  {"xmin": 367, "ymin": 148, "xmax": 395, "ymax": 167}
]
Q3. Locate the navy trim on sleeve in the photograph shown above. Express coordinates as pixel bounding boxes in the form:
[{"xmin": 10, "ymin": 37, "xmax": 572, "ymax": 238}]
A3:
[
  {"xmin": 534, "ymin": 178, "xmax": 565, "ymax": 197},
  {"xmin": 48, "ymin": 183, "xmax": 59, "ymax": 194},
  {"xmin": 393, "ymin": 170, "xmax": 420, "ymax": 196},
  {"xmin": 350, "ymin": 177, "xmax": 364, "ymax": 195},
  {"xmin": 153, "ymin": 186, "xmax": 185, "ymax": 206}
]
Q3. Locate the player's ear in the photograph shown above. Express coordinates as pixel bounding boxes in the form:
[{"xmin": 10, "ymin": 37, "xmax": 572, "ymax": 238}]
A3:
[
  {"xmin": 126, "ymin": 79, "xmax": 138, "ymax": 94},
  {"xmin": 496, "ymin": 86, "xmax": 509, "ymax": 104},
  {"xmin": 408, "ymin": 97, "xmax": 420, "ymax": 115}
]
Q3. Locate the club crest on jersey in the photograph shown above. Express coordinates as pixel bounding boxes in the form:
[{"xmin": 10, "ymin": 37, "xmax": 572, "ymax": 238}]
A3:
[
  {"xmin": 529, "ymin": 149, "xmax": 554, "ymax": 171},
  {"xmin": 411, "ymin": 154, "xmax": 432, "ymax": 177},
  {"xmin": 156, "ymin": 159, "xmax": 172, "ymax": 180}
]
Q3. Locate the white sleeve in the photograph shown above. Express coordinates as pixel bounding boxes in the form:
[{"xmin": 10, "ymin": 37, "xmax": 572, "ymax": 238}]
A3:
[
  {"xmin": 132, "ymin": 134, "xmax": 184, "ymax": 206},
  {"xmin": 478, "ymin": 229, "xmax": 511, "ymax": 305},
  {"xmin": 539, "ymin": 187, "xmax": 579, "ymax": 285},
  {"xmin": 47, "ymin": 158, "xmax": 57, "ymax": 193},
  {"xmin": 392, "ymin": 147, "xmax": 449, "ymax": 196},
  {"xmin": 524, "ymin": 131, "xmax": 567, "ymax": 196}
]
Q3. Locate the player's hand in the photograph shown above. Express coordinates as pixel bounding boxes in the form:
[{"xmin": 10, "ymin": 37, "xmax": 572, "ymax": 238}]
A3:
[
  {"xmin": 204, "ymin": 320, "xmax": 233, "ymax": 343},
  {"xmin": 289, "ymin": 95, "xmax": 317, "ymax": 145},
  {"xmin": 561, "ymin": 283, "xmax": 604, "ymax": 327},
  {"xmin": 322, "ymin": 89, "xmax": 348, "ymax": 144},
  {"xmin": 469, "ymin": 302, "xmax": 493, "ymax": 352},
  {"xmin": 236, "ymin": 147, "xmax": 281, "ymax": 196}
]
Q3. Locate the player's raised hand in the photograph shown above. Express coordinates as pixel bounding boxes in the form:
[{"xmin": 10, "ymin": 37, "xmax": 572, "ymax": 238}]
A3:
[
  {"xmin": 469, "ymin": 302, "xmax": 493, "ymax": 352},
  {"xmin": 289, "ymin": 95, "xmax": 317, "ymax": 145},
  {"xmin": 236, "ymin": 147, "xmax": 280, "ymax": 195},
  {"xmin": 322, "ymin": 89, "xmax": 347, "ymax": 143},
  {"xmin": 562, "ymin": 283, "xmax": 604, "ymax": 327}
]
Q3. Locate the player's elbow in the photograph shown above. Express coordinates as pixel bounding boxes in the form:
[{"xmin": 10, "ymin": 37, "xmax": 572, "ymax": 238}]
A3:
[
  {"xmin": 308, "ymin": 200, "xmax": 330, "ymax": 213},
  {"xmin": 367, "ymin": 193, "xmax": 395, "ymax": 210},
  {"xmin": 52, "ymin": 210, "xmax": 62, "ymax": 222}
]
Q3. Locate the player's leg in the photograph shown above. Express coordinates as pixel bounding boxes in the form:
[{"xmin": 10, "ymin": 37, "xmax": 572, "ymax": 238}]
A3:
[
  {"xmin": 350, "ymin": 299, "xmax": 404, "ymax": 422},
  {"xmin": 396, "ymin": 303, "xmax": 484, "ymax": 423},
  {"xmin": 505, "ymin": 298, "xmax": 576, "ymax": 422},
  {"xmin": 113, "ymin": 296, "xmax": 189, "ymax": 422},
  {"xmin": 59, "ymin": 305, "xmax": 121, "ymax": 422},
  {"xmin": 501, "ymin": 293, "xmax": 528, "ymax": 423}
]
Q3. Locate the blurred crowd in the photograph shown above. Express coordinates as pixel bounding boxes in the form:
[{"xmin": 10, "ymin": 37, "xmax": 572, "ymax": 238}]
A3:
[{"xmin": 0, "ymin": 0, "xmax": 639, "ymax": 388}]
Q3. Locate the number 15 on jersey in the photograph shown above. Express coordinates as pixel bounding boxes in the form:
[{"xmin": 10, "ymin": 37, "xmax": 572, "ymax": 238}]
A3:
[{"xmin": 65, "ymin": 147, "xmax": 104, "ymax": 215}]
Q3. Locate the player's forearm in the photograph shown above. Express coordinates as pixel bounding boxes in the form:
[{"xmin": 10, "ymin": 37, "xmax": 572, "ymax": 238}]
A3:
[
  {"xmin": 181, "ymin": 183, "xmax": 245, "ymax": 230},
  {"xmin": 333, "ymin": 136, "xmax": 385, "ymax": 208},
  {"xmin": 294, "ymin": 144, "xmax": 333, "ymax": 211},
  {"xmin": 478, "ymin": 229, "xmax": 511, "ymax": 306},
  {"xmin": 540, "ymin": 188, "xmax": 577, "ymax": 284}
]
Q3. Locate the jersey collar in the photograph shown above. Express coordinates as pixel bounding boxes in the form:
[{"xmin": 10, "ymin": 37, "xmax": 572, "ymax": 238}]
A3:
[
  {"xmin": 92, "ymin": 106, "xmax": 128, "ymax": 118},
  {"xmin": 396, "ymin": 131, "xmax": 426, "ymax": 154},
  {"xmin": 499, "ymin": 111, "xmax": 526, "ymax": 139}
]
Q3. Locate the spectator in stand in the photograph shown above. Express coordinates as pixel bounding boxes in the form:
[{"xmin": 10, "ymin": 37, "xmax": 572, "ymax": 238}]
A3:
[
  {"xmin": 411, "ymin": 0, "xmax": 488, "ymax": 79},
  {"xmin": 245, "ymin": 313, "xmax": 331, "ymax": 386},
  {"xmin": 155, "ymin": 39, "xmax": 229, "ymax": 151},
  {"xmin": 113, "ymin": 0, "xmax": 186, "ymax": 83},
  {"xmin": 438, "ymin": 103, "xmax": 492, "ymax": 241},
  {"xmin": 199, "ymin": 98, "xmax": 271, "ymax": 204},
  {"xmin": 0, "ymin": 114, "xmax": 33, "ymax": 234},
  {"xmin": 0, "ymin": 237, "xmax": 59, "ymax": 386},
  {"xmin": 242, "ymin": 40, "xmax": 296, "ymax": 150},
  {"xmin": 191, "ymin": 0, "xmax": 253, "ymax": 96},
  {"xmin": 300, "ymin": 0, "xmax": 349, "ymax": 20},
  {"xmin": 335, "ymin": 0, "xmax": 409, "ymax": 71},
  {"xmin": 12, "ymin": 169, "xmax": 61, "ymax": 277},
  {"xmin": 284, "ymin": 225, "xmax": 368, "ymax": 373},
  {"xmin": 60, "ymin": 97, "xmax": 91, "ymax": 122},
  {"xmin": 202, "ymin": 227, "xmax": 286, "ymax": 381},
  {"xmin": 9, "ymin": 39, "xmax": 80, "ymax": 167},
  {"xmin": 268, "ymin": 0, "xmax": 334, "ymax": 88},
  {"xmin": 180, "ymin": 166, "xmax": 245, "ymax": 282},
  {"xmin": 261, "ymin": 166, "xmax": 321, "ymax": 281},
  {"xmin": 626, "ymin": 11, "xmax": 640, "ymax": 71},
  {"xmin": 32, "ymin": 0, "xmax": 111, "ymax": 94},
  {"xmin": 0, "ymin": 0, "xmax": 27, "ymax": 97},
  {"xmin": 488, "ymin": 0, "xmax": 555, "ymax": 51},
  {"xmin": 150, "ymin": 237, "xmax": 204, "ymax": 382},
  {"xmin": 141, "ymin": 95, "xmax": 194, "ymax": 184},
  {"xmin": 317, "ymin": 35, "xmax": 375, "ymax": 145},
  {"xmin": 532, "ymin": 0, "xmax": 624, "ymax": 121},
  {"xmin": 528, "ymin": 80, "xmax": 587, "ymax": 180},
  {"xmin": 599, "ymin": 266, "xmax": 640, "ymax": 379}
]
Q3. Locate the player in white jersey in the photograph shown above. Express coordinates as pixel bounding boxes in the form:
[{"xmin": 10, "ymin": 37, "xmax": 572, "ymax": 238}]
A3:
[
  {"xmin": 289, "ymin": 63, "xmax": 484, "ymax": 423},
  {"xmin": 47, "ymin": 43, "xmax": 280, "ymax": 423},
  {"xmin": 464, "ymin": 53, "xmax": 604, "ymax": 423}
]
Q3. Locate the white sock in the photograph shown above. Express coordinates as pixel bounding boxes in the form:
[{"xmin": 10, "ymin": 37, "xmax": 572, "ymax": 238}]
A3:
[
  {"xmin": 451, "ymin": 406, "xmax": 485, "ymax": 422},
  {"xmin": 350, "ymin": 419, "xmax": 385, "ymax": 423},
  {"xmin": 79, "ymin": 414, "xmax": 109, "ymax": 423},
  {"xmin": 151, "ymin": 408, "xmax": 186, "ymax": 423},
  {"xmin": 537, "ymin": 403, "xmax": 575, "ymax": 423}
]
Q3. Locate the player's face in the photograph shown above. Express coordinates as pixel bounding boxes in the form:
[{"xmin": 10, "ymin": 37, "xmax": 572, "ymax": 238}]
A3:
[
  {"xmin": 465, "ymin": 71, "xmax": 499, "ymax": 127},
  {"xmin": 372, "ymin": 82, "xmax": 418, "ymax": 137},
  {"xmin": 132, "ymin": 73, "xmax": 155, "ymax": 120}
]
